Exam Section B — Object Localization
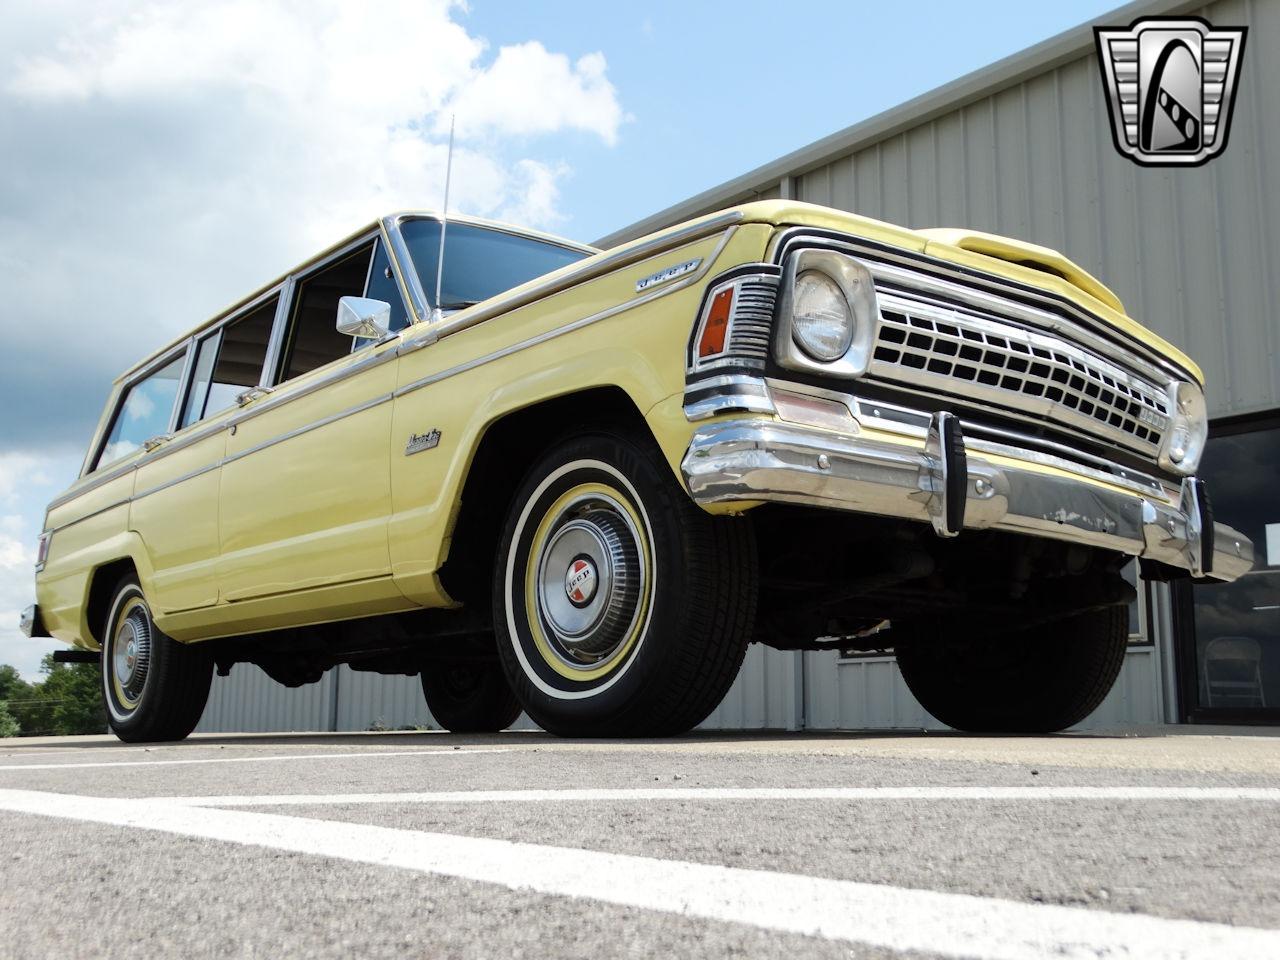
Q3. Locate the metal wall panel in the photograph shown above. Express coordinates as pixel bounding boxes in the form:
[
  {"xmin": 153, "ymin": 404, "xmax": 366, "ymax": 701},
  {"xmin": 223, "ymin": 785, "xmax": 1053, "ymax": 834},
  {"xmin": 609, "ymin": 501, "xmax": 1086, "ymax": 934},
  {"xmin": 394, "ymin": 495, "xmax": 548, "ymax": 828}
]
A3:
[
  {"xmin": 196, "ymin": 665, "xmax": 334, "ymax": 734},
  {"xmin": 697, "ymin": 645, "xmax": 801, "ymax": 730},
  {"xmin": 793, "ymin": 0, "xmax": 1277, "ymax": 418}
]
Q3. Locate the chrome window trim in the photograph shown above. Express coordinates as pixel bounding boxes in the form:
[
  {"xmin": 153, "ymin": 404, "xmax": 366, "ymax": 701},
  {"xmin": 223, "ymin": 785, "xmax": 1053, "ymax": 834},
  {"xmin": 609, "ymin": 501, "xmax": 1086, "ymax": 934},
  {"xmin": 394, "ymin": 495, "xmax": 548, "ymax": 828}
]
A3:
[
  {"xmin": 167, "ymin": 337, "xmax": 198, "ymax": 435},
  {"xmin": 260, "ymin": 278, "xmax": 294, "ymax": 389},
  {"xmin": 381, "ymin": 217, "xmax": 431, "ymax": 326}
]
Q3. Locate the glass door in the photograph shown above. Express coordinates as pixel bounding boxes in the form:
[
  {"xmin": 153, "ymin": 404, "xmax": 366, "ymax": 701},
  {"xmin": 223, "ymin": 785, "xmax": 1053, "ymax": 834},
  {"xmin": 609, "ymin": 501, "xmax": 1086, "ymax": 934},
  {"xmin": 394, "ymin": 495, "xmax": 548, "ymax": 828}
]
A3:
[{"xmin": 1175, "ymin": 413, "xmax": 1280, "ymax": 724}]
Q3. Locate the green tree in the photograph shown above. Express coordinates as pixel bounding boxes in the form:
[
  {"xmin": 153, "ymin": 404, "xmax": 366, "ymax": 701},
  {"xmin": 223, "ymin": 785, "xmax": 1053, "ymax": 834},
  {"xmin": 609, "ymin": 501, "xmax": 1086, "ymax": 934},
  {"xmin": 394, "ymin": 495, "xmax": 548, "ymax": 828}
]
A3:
[
  {"xmin": 0, "ymin": 700, "xmax": 19, "ymax": 738},
  {"xmin": 0, "ymin": 663, "xmax": 45, "ymax": 735},
  {"xmin": 36, "ymin": 654, "xmax": 107, "ymax": 736},
  {"xmin": 0, "ymin": 664, "xmax": 30, "ymax": 701}
]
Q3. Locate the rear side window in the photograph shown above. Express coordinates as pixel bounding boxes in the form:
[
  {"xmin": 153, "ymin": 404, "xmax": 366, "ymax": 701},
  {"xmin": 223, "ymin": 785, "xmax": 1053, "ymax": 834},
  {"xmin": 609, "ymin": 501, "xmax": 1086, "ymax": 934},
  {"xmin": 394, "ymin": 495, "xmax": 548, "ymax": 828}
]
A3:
[
  {"xmin": 180, "ymin": 296, "xmax": 278, "ymax": 428},
  {"xmin": 96, "ymin": 355, "xmax": 186, "ymax": 469}
]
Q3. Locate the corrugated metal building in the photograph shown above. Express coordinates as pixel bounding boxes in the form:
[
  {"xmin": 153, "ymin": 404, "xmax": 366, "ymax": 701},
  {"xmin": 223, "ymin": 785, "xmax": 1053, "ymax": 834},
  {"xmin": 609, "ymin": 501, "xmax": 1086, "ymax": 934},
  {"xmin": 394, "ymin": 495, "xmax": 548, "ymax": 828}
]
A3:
[{"xmin": 199, "ymin": 0, "xmax": 1278, "ymax": 733}]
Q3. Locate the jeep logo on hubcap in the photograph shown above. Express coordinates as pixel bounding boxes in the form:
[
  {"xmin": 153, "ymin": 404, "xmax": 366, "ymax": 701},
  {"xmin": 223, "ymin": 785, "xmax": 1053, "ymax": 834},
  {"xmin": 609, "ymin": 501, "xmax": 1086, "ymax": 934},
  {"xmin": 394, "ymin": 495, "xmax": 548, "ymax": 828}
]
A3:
[{"xmin": 565, "ymin": 557, "xmax": 598, "ymax": 607}]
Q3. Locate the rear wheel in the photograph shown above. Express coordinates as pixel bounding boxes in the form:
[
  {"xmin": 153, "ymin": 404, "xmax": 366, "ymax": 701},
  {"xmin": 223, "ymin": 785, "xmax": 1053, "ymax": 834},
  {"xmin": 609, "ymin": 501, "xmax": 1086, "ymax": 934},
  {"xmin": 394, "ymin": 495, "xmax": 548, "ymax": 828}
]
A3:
[
  {"xmin": 420, "ymin": 660, "xmax": 522, "ymax": 733},
  {"xmin": 894, "ymin": 606, "xmax": 1129, "ymax": 733},
  {"xmin": 101, "ymin": 575, "xmax": 213, "ymax": 743},
  {"xmin": 494, "ymin": 429, "xmax": 757, "ymax": 737}
]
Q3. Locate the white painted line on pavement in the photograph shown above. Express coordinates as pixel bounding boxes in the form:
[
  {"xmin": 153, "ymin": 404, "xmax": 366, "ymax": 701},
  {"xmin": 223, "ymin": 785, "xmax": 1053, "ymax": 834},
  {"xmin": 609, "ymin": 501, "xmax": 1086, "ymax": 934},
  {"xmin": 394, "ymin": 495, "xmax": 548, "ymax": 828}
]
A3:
[
  {"xmin": 0, "ymin": 748, "xmax": 514, "ymax": 772},
  {"xmin": 157, "ymin": 785, "xmax": 1280, "ymax": 807},
  {"xmin": 0, "ymin": 788, "xmax": 1275, "ymax": 960}
]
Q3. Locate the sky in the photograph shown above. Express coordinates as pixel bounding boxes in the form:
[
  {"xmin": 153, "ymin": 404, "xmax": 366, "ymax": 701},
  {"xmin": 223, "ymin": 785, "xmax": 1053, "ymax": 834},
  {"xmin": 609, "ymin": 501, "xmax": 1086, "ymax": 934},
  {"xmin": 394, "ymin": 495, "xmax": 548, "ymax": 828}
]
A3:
[{"xmin": 0, "ymin": 0, "xmax": 1123, "ymax": 677}]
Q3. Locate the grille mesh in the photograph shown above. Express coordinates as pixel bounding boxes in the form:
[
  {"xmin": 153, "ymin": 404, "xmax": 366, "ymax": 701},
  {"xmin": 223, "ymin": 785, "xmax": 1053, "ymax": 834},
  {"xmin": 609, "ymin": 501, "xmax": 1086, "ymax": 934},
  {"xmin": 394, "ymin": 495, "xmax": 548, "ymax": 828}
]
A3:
[
  {"xmin": 724, "ymin": 276, "xmax": 779, "ymax": 367},
  {"xmin": 871, "ymin": 296, "xmax": 1172, "ymax": 455}
]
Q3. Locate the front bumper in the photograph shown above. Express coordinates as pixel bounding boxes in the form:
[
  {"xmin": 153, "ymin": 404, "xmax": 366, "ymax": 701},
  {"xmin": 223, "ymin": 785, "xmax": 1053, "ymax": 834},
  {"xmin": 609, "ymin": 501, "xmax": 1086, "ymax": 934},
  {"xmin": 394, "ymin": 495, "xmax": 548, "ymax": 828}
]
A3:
[
  {"xmin": 19, "ymin": 604, "xmax": 49, "ymax": 639},
  {"xmin": 681, "ymin": 417, "xmax": 1253, "ymax": 583}
]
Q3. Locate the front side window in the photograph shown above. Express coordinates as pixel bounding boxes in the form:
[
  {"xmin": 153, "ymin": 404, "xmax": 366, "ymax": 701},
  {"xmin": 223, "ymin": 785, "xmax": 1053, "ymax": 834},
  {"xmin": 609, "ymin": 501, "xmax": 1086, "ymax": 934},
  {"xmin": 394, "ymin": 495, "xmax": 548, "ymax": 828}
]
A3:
[
  {"xmin": 180, "ymin": 296, "xmax": 278, "ymax": 428},
  {"xmin": 399, "ymin": 220, "xmax": 588, "ymax": 311},
  {"xmin": 276, "ymin": 243, "xmax": 374, "ymax": 383},
  {"xmin": 96, "ymin": 355, "xmax": 185, "ymax": 469},
  {"xmin": 363, "ymin": 239, "xmax": 410, "ymax": 334}
]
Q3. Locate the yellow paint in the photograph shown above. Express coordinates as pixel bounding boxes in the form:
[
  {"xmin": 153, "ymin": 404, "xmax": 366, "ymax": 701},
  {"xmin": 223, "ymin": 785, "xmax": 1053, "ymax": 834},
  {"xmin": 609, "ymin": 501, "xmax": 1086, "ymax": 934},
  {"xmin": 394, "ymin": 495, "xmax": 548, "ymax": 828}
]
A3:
[
  {"xmin": 33, "ymin": 201, "xmax": 1203, "ymax": 651},
  {"xmin": 131, "ymin": 420, "xmax": 229, "ymax": 613}
]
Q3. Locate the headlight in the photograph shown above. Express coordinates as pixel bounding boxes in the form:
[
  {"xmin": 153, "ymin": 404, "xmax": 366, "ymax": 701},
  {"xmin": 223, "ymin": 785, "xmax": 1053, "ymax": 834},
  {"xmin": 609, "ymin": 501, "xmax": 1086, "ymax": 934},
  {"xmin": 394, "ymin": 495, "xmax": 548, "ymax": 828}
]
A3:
[
  {"xmin": 1160, "ymin": 381, "xmax": 1208, "ymax": 475},
  {"xmin": 791, "ymin": 271, "xmax": 853, "ymax": 361},
  {"xmin": 774, "ymin": 249, "xmax": 880, "ymax": 377}
]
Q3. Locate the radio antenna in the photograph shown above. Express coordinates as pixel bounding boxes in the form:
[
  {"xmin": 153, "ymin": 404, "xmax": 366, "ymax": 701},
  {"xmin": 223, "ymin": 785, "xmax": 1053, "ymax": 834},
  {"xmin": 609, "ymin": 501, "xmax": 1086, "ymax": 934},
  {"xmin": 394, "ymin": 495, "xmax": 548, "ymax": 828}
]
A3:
[{"xmin": 433, "ymin": 114, "xmax": 455, "ymax": 322}]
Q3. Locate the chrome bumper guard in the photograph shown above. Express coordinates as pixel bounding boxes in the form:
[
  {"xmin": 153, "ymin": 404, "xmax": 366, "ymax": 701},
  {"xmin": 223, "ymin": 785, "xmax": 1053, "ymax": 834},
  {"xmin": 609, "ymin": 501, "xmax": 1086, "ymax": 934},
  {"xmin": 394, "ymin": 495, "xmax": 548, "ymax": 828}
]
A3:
[
  {"xmin": 681, "ymin": 414, "xmax": 1254, "ymax": 583},
  {"xmin": 19, "ymin": 604, "xmax": 49, "ymax": 639}
]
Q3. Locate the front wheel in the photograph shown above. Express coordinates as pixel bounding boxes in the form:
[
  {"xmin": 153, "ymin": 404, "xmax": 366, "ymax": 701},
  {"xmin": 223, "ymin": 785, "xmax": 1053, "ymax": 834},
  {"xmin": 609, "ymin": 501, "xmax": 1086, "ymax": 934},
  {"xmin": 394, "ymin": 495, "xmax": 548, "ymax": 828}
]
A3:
[
  {"xmin": 894, "ymin": 606, "xmax": 1129, "ymax": 733},
  {"xmin": 101, "ymin": 575, "xmax": 213, "ymax": 742},
  {"xmin": 494, "ymin": 429, "xmax": 757, "ymax": 737}
]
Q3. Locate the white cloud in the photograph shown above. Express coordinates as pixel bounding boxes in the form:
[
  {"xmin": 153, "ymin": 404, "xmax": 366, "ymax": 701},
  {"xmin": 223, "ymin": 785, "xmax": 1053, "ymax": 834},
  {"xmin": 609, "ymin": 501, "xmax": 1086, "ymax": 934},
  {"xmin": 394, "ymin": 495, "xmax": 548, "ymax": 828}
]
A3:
[
  {"xmin": 0, "ymin": 0, "xmax": 625, "ymax": 451},
  {"xmin": 441, "ymin": 44, "xmax": 626, "ymax": 144}
]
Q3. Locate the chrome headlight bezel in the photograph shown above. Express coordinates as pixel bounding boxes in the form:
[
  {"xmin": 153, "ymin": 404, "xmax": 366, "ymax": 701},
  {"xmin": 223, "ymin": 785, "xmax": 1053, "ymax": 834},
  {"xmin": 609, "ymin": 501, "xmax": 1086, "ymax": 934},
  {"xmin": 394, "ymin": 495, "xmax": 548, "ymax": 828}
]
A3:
[
  {"xmin": 1159, "ymin": 380, "xmax": 1208, "ymax": 475},
  {"xmin": 774, "ymin": 249, "xmax": 880, "ymax": 378}
]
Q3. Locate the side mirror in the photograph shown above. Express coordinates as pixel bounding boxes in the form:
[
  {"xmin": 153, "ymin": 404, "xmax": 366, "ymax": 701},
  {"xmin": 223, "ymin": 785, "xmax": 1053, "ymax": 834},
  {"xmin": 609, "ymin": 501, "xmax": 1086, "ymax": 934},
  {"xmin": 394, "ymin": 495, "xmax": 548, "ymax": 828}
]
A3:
[{"xmin": 336, "ymin": 296, "xmax": 392, "ymax": 339}]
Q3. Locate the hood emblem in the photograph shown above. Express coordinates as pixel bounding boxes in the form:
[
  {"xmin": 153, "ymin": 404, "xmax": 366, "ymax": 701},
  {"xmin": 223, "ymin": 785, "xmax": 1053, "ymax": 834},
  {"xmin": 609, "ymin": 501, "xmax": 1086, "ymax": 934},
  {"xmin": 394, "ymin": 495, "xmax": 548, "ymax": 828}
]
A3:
[{"xmin": 636, "ymin": 258, "xmax": 701, "ymax": 293}]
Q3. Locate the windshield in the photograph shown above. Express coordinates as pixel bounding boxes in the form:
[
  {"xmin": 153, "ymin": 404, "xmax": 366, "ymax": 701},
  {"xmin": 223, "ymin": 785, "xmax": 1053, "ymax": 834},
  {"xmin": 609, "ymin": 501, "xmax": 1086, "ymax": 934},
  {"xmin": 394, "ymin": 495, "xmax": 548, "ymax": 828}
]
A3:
[{"xmin": 400, "ymin": 219, "xmax": 590, "ymax": 311}]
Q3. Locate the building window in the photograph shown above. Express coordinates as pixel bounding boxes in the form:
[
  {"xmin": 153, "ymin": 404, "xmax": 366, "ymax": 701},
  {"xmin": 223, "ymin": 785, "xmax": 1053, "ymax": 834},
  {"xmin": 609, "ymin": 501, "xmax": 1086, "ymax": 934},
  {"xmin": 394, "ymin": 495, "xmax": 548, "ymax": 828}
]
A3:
[{"xmin": 1178, "ymin": 414, "xmax": 1280, "ymax": 722}]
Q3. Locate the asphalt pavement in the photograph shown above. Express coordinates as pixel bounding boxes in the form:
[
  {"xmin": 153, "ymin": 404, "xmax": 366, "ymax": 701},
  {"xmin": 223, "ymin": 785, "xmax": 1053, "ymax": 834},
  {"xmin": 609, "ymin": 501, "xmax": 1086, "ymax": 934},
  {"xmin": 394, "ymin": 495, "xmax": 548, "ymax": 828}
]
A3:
[{"xmin": 2, "ymin": 727, "xmax": 1279, "ymax": 959}]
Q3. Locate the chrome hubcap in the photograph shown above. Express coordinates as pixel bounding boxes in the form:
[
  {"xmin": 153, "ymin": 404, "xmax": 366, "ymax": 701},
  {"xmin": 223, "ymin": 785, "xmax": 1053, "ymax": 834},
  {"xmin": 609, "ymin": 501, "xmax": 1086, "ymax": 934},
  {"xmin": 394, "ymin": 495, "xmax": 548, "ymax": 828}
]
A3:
[
  {"xmin": 536, "ymin": 499, "xmax": 643, "ymax": 664},
  {"xmin": 112, "ymin": 606, "xmax": 152, "ymax": 707}
]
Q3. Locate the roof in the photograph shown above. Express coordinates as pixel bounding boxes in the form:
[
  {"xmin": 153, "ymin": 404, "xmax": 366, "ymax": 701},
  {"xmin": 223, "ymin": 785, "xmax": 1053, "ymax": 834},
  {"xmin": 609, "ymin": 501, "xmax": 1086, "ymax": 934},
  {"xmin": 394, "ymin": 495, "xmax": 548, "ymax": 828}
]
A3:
[{"xmin": 593, "ymin": 0, "xmax": 1198, "ymax": 249}]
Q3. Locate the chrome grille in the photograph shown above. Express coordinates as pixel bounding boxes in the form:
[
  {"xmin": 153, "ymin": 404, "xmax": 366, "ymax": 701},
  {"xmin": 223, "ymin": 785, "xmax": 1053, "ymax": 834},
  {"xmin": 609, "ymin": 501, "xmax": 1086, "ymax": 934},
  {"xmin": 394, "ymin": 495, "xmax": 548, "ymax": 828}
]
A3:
[
  {"xmin": 724, "ymin": 274, "xmax": 779, "ymax": 367},
  {"xmin": 869, "ymin": 290, "xmax": 1172, "ymax": 457}
]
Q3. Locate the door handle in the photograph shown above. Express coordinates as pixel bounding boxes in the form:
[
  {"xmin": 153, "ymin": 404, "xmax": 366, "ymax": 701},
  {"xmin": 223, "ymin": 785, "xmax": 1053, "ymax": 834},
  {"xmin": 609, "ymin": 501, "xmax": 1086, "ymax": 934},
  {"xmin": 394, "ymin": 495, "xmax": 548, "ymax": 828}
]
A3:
[
  {"xmin": 142, "ymin": 434, "xmax": 172, "ymax": 453},
  {"xmin": 235, "ymin": 386, "xmax": 274, "ymax": 407}
]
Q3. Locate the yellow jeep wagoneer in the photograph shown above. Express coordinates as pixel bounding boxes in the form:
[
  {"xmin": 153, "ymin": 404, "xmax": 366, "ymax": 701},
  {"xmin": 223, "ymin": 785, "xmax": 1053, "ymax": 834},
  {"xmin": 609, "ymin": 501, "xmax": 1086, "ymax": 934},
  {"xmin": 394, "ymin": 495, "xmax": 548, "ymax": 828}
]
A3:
[{"xmin": 23, "ymin": 202, "xmax": 1253, "ymax": 741}]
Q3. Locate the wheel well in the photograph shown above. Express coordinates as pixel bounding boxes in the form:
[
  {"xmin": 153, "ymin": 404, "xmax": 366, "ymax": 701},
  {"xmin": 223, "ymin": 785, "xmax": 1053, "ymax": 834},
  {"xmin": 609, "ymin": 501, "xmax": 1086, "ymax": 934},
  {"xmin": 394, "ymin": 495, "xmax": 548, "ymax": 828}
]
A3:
[
  {"xmin": 437, "ymin": 386, "xmax": 651, "ymax": 610},
  {"xmin": 85, "ymin": 558, "xmax": 138, "ymax": 646}
]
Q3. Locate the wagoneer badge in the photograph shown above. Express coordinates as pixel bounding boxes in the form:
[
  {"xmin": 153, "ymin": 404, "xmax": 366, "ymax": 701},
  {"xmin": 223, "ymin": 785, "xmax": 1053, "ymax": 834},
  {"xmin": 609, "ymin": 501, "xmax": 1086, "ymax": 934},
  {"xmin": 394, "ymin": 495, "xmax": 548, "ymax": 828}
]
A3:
[
  {"xmin": 636, "ymin": 258, "xmax": 701, "ymax": 293},
  {"xmin": 405, "ymin": 429, "xmax": 441, "ymax": 455}
]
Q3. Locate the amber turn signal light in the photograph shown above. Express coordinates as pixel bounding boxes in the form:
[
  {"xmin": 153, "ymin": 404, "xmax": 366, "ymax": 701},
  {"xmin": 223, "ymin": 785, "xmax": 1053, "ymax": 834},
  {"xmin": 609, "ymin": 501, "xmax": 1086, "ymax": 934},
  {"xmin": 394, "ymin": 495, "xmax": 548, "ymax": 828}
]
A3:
[{"xmin": 697, "ymin": 287, "xmax": 734, "ymax": 358}]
